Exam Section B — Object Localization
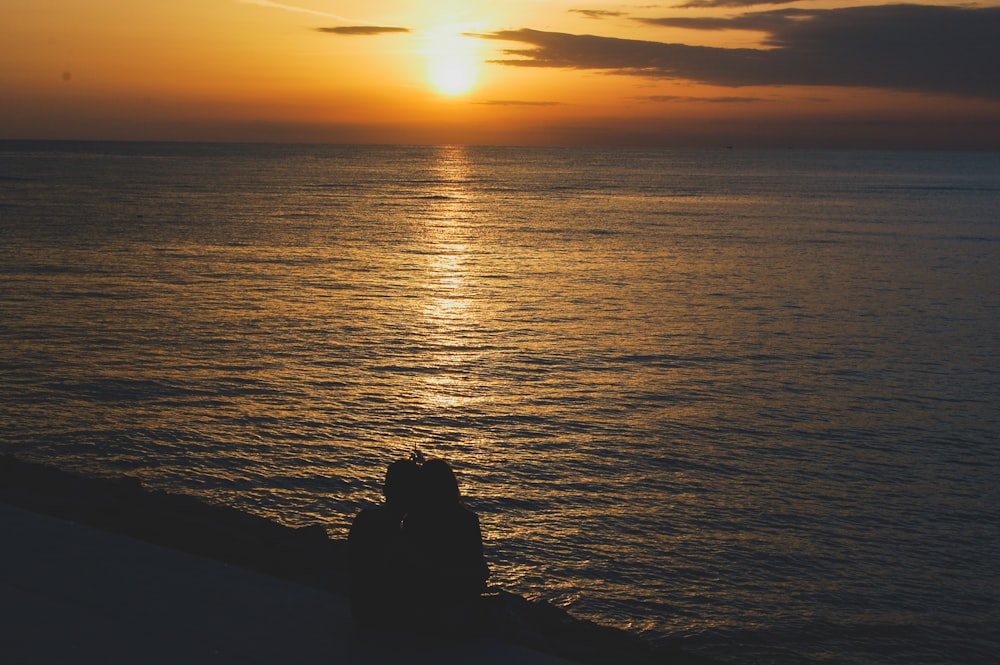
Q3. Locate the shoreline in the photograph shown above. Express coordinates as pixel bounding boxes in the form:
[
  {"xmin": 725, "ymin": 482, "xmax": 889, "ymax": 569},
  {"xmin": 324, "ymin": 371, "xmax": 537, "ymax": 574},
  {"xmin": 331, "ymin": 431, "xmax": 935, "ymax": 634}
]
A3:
[{"xmin": 0, "ymin": 454, "xmax": 719, "ymax": 665}]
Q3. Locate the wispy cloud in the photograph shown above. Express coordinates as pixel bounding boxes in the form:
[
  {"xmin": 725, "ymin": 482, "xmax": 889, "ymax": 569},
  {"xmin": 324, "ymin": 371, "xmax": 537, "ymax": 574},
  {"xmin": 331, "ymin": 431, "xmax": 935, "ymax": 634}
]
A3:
[
  {"xmin": 674, "ymin": 0, "xmax": 802, "ymax": 8},
  {"xmin": 640, "ymin": 93, "xmax": 831, "ymax": 103},
  {"xmin": 316, "ymin": 26, "xmax": 408, "ymax": 36},
  {"xmin": 244, "ymin": 1, "xmax": 407, "ymax": 36},
  {"xmin": 570, "ymin": 9, "xmax": 626, "ymax": 20},
  {"xmin": 637, "ymin": 8, "xmax": 812, "ymax": 32},
  {"xmin": 476, "ymin": 100, "xmax": 563, "ymax": 106},
  {"xmin": 239, "ymin": 0, "xmax": 366, "ymax": 23},
  {"xmin": 642, "ymin": 95, "xmax": 768, "ymax": 103},
  {"xmin": 476, "ymin": 5, "xmax": 1000, "ymax": 99}
]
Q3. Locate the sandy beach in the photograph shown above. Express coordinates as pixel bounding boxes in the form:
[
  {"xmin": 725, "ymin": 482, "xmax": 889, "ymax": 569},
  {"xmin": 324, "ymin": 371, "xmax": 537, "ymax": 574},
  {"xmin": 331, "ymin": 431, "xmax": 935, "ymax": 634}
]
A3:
[{"xmin": 0, "ymin": 455, "xmax": 717, "ymax": 665}]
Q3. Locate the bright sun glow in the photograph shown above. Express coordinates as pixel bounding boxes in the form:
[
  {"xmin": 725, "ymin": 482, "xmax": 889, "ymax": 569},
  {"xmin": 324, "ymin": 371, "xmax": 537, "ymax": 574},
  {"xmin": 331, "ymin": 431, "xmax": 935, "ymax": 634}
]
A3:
[{"xmin": 425, "ymin": 30, "xmax": 480, "ymax": 96}]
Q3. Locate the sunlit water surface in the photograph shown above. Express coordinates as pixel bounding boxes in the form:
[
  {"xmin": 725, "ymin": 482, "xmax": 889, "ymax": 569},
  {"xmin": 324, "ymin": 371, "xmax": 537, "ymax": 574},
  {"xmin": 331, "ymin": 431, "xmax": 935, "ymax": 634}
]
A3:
[{"xmin": 2, "ymin": 142, "xmax": 998, "ymax": 665}]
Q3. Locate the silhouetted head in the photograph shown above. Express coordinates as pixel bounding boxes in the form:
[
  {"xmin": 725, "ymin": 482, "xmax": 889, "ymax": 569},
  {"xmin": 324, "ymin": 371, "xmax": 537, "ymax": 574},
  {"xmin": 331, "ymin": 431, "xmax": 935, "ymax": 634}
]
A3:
[
  {"xmin": 383, "ymin": 459, "xmax": 420, "ymax": 512},
  {"xmin": 419, "ymin": 458, "xmax": 461, "ymax": 507}
]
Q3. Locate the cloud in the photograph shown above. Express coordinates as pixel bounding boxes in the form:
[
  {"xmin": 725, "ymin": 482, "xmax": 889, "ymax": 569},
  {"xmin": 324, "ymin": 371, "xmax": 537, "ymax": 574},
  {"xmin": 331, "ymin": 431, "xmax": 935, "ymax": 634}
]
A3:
[
  {"xmin": 476, "ymin": 4, "xmax": 1000, "ymax": 99},
  {"xmin": 242, "ymin": 0, "xmax": 407, "ymax": 36},
  {"xmin": 674, "ymin": 0, "xmax": 801, "ymax": 7},
  {"xmin": 642, "ymin": 95, "xmax": 769, "ymax": 103},
  {"xmin": 570, "ymin": 9, "xmax": 626, "ymax": 19},
  {"xmin": 476, "ymin": 100, "xmax": 563, "ymax": 106},
  {"xmin": 637, "ymin": 8, "xmax": 813, "ymax": 32},
  {"xmin": 316, "ymin": 26, "xmax": 409, "ymax": 36},
  {"xmin": 240, "ymin": 0, "xmax": 365, "ymax": 23}
]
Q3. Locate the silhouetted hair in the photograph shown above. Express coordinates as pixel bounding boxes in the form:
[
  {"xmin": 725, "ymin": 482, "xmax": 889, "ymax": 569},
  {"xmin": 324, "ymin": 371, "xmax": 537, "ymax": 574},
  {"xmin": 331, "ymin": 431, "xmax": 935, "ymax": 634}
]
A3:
[
  {"xmin": 383, "ymin": 458, "xmax": 420, "ymax": 510},
  {"xmin": 420, "ymin": 459, "xmax": 461, "ymax": 506}
]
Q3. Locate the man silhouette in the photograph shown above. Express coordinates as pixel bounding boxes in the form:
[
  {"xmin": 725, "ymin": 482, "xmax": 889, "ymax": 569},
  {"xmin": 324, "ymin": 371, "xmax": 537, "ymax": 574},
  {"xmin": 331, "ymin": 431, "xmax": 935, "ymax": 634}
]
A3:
[{"xmin": 347, "ymin": 459, "xmax": 420, "ymax": 630}]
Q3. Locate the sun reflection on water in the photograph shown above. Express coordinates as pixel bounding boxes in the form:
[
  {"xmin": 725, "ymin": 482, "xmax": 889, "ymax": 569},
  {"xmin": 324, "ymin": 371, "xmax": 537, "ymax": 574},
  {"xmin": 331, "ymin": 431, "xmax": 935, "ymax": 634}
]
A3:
[{"xmin": 416, "ymin": 146, "xmax": 482, "ymax": 413}]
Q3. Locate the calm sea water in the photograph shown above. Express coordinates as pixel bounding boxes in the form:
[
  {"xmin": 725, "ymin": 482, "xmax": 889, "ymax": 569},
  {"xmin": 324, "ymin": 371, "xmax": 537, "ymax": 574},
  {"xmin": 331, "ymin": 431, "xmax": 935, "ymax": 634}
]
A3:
[{"xmin": 1, "ymin": 141, "xmax": 998, "ymax": 665}]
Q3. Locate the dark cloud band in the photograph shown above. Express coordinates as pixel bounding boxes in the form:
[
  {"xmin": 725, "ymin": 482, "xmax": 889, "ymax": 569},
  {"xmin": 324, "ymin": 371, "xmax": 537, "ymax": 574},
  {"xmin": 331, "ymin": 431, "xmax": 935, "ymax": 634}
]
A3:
[
  {"xmin": 570, "ymin": 9, "xmax": 626, "ymax": 19},
  {"xmin": 316, "ymin": 26, "xmax": 408, "ymax": 36},
  {"xmin": 476, "ymin": 4, "xmax": 1000, "ymax": 99}
]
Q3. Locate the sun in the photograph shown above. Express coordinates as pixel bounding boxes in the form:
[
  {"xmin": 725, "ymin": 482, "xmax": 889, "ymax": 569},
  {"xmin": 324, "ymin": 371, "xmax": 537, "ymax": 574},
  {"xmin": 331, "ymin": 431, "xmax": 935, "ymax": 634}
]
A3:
[
  {"xmin": 424, "ymin": 29, "xmax": 480, "ymax": 96},
  {"xmin": 428, "ymin": 53, "xmax": 477, "ymax": 96}
]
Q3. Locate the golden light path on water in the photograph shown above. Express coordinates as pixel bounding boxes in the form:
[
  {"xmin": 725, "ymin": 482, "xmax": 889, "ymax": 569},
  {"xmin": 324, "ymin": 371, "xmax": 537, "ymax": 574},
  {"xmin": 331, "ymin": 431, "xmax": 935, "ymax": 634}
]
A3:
[
  {"xmin": 386, "ymin": 146, "xmax": 689, "ymax": 607},
  {"xmin": 419, "ymin": 147, "xmax": 478, "ymax": 413},
  {"xmin": 409, "ymin": 148, "xmax": 530, "ymax": 525}
]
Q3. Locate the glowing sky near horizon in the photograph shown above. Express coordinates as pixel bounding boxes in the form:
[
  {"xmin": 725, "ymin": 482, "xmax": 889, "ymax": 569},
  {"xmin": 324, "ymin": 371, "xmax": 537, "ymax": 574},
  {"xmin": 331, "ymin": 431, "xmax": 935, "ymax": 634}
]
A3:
[{"xmin": 2, "ymin": 0, "xmax": 999, "ymax": 148}]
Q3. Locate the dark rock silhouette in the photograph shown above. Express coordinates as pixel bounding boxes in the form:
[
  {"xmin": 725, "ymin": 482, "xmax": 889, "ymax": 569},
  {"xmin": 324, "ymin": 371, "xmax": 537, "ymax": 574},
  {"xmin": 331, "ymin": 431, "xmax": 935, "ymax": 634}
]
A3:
[{"xmin": 0, "ymin": 454, "xmax": 346, "ymax": 592}]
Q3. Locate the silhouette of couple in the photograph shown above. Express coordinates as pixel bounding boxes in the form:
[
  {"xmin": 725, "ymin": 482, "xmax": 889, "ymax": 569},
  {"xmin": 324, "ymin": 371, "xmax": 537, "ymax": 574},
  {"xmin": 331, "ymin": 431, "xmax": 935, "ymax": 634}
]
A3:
[{"xmin": 347, "ymin": 456, "xmax": 490, "ymax": 635}]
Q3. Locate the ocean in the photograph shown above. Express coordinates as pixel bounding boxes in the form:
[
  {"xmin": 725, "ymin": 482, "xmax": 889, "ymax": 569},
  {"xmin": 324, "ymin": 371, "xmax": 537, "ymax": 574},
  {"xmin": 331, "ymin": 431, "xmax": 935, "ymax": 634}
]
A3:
[{"xmin": 1, "ymin": 141, "xmax": 998, "ymax": 665}]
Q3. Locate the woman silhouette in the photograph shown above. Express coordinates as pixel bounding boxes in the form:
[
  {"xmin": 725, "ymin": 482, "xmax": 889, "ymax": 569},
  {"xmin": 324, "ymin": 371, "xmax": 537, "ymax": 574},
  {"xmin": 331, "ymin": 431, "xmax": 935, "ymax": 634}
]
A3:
[{"xmin": 402, "ymin": 459, "xmax": 489, "ymax": 629}]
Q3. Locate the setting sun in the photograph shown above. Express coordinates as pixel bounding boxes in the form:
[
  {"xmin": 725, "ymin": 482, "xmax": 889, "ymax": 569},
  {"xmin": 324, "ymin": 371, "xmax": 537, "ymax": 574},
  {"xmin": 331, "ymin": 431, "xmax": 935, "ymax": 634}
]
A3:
[{"xmin": 424, "ymin": 29, "xmax": 480, "ymax": 96}]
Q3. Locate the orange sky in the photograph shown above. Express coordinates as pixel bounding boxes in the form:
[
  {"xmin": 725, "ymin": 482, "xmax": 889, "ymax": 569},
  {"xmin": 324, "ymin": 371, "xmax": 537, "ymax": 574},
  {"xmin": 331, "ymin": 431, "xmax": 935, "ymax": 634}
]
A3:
[{"xmin": 2, "ymin": 0, "xmax": 999, "ymax": 148}]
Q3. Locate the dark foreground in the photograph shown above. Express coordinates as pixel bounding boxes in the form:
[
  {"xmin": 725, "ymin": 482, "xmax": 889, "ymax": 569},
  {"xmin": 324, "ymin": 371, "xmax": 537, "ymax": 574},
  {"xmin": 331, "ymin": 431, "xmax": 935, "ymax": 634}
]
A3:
[
  {"xmin": 3, "ymin": 501, "xmax": 585, "ymax": 665},
  {"xmin": 0, "ymin": 454, "xmax": 719, "ymax": 665}
]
